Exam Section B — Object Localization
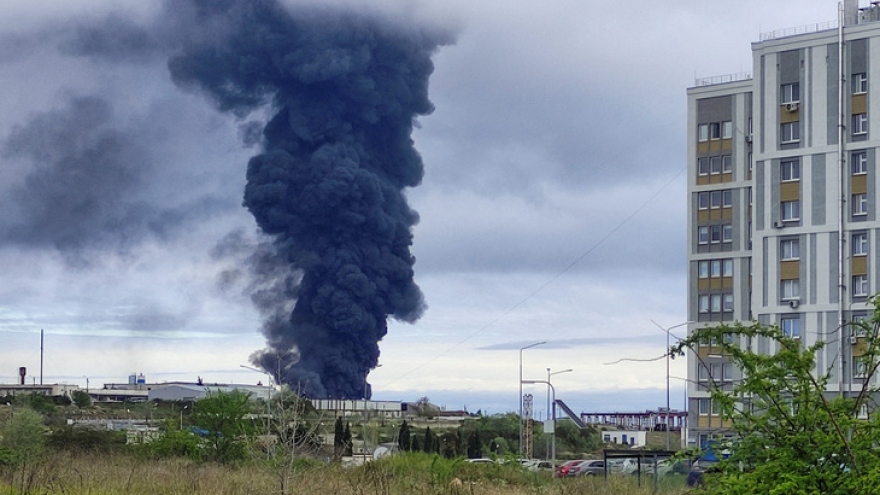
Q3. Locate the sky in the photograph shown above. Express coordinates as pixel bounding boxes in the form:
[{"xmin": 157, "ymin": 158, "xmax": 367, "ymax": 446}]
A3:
[{"xmin": 0, "ymin": 0, "xmax": 844, "ymax": 418}]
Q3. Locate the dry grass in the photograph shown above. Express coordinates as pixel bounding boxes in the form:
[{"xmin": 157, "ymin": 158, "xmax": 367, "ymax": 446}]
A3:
[{"xmin": 0, "ymin": 452, "xmax": 693, "ymax": 495}]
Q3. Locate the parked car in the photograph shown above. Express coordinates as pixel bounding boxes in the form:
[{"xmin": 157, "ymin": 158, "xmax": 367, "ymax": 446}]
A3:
[
  {"xmin": 465, "ymin": 458, "xmax": 495, "ymax": 464},
  {"xmin": 555, "ymin": 460, "xmax": 583, "ymax": 477},
  {"xmin": 607, "ymin": 458, "xmax": 637, "ymax": 474},
  {"xmin": 569, "ymin": 459, "xmax": 606, "ymax": 477},
  {"xmin": 649, "ymin": 459, "xmax": 693, "ymax": 477}
]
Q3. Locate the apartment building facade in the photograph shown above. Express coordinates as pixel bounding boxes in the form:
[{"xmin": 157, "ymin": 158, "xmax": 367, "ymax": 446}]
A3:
[{"xmin": 686, "ymin": 0, "xmax": 880, "ymax": 448}]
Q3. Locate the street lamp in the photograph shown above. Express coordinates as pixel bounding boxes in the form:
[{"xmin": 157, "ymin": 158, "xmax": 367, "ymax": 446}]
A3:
[
  {"xmin": 522, "ymin": 379, "xmax": 556, "ymax": 468},
  {"xmin": 519, "ymin": 342, "xmax": 545, "ymax": 457},
  {"xmin": 364, "ymin": 364, "xmax": 382, "ymax": 456},
  {"xmin": 241, "ymin": 364, "xmax": 275, "ymax": 454},
  {"xmin": 651, "ymin": 320, "xmax": 693, "ymax": 450},
  {"xmin": 546, "ymin": 368, "xmax": 572, "ymax": 462}
]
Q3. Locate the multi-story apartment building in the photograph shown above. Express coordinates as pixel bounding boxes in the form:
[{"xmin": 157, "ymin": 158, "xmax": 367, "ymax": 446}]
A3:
[{"xmin": 686, "ymin": 0, "xmax": 880, "ymax": 448}]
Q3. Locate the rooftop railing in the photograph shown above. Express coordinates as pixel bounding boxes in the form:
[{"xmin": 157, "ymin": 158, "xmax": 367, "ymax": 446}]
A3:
[
  {"xmin": 694, "ymin": 72, "xmax": 753, "ymax": 88},
  {"xmin": 759, "ymin": 20, "xmax": 838, "ymax": 41}
]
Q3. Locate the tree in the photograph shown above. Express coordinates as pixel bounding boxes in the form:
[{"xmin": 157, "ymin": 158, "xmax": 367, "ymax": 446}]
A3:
[
  {"xmin": 191, "ymin": 390, "xmax": 255, "ymax": 463},
  {"xmin": 422, "ymin": 426, "xmax": 434, "ymax": 454},
  {"xmin": 334, "ymin": 417, "xmax": 345, "ymax": 458},
  {"xmin": 398, "ymin": 420, "xmax": 411, "ymax": 452},
  {"xmin": 671, "ymin": 298, "xmax": 880, "ymax": 494},
  {"xmin": 71, "ymin": 390, "xmax": 91, "ymax": 408},
  {"xmin": 0, "ymin": 409, "xmax": 45, "ymax": 466},
  {"xmin": 264, "ymin": 388, "xmax": 322, "ymax": 495},
  {"xmin": 343, "ymin": 422, "xmax": 353, "ymax": 456},
  {"xmin": 467, "ymin": 431, "xmax": 482, "ymax": 459}
]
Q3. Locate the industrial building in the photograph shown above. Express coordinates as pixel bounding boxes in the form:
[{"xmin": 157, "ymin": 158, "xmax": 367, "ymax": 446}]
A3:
[{"xmin": 686, "ymin": 0, "xmax": 880, "ymax": 447}]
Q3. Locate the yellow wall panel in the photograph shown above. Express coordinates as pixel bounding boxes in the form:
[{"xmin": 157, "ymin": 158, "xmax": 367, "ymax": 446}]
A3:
[
  {"xmin": 779, "ymin": 108, "xmax": 799, "ymax": 123},
  {"xmin": 780, "ymin": 261, "xmax": 800, "ymax": 280},
  {"xmin": 722, "ymin": 208, "xmax": 732, "ymax": 220},
  {"xmin": 721, "ymin": 139, "xmax": 732, "ymax": 151},
  {"xmin": 852, "ymin": 256, "xmax": 867, "ymax": 276},
  {"xmin": 698, "ymin": 279, "xmax": 710, "ymax": 291},
  {"xmin": 698, "ymin": 143, "xmax": 710, "ymax": 153},
  {"xmin": 853, "ymin": 94, "xmax": 867, "ymax": 115},
  {"xmin": 852, "ymin": 174, "xmax": 867, "ymax": 194},
  {"xmin": 780, "ymin": 182, "xmax": 800, "ymax": 201},
  {"xmin": 721, "ymin": 173, "xmax": 733, "ymax": 183},
  {"xmin": 698, "ymin": 210, "xmax": 709, "ymax": 222},
  {"xmin": 697, "ymin": 175, "xmax": 710, "ymax": 186}
]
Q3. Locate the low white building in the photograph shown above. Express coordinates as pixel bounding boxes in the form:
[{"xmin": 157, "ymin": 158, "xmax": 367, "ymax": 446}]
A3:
[{"xmin": 602, "ymin": 430, "xmax": 647, "ymax": 448}]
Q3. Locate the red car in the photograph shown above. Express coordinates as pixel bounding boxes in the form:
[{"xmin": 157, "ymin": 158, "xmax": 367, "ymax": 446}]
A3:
[{"xmin": 555, "ymin": 460, "xmax": 583, "ymax": 477}]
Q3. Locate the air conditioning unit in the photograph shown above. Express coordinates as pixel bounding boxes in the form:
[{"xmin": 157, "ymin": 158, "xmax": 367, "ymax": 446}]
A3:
[
  {"xmin": 784, "ymin": 102, "xmax": 799, "ymax": 112},
  {"xmin": 850, "ymin": 336, "xmax": 858, "ymax": 345},
  {"xmin": 789, "ymin": 299, "xmax": 800, "ymax": 309},
  {"xmin": 773, "ymin": 220, "xmax": 785, "ymax": 228},
  {"xmin": 745, "ymin": 134, "xmax": 753, "ymax": 143}
]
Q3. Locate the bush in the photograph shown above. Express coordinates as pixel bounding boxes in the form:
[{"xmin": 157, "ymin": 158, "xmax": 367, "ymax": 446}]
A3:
[
  {"xmin": 135, "ymin": 428, "xmax": 202, "ymax": 460},
  {"xmin": 0, "ymin": 408, "xmax": 46, "ymax": 466},
  {"xmin": 47, "ymin": 426, "xmax": 126, "ymax": 453}
]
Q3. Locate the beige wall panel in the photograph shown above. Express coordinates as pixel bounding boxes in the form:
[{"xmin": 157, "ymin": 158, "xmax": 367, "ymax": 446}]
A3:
[
  {"xmin": 780, "ymin": 260, "xmax": 800, "ymax": 279},
  {"xmin": 780, "ymin": 182, "xmax": 800, "ymax": 201}
]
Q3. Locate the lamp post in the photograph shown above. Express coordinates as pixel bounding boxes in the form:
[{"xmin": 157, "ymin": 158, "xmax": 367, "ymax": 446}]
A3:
[
  {"xmin": 241, "ymin": 364, "xmax": 275, "ymax": 456},
  {"xmin": 522, "ymin": 379, "xmax": 556, "ymax": 468},
  {"xmin": 180, "ymin": 404, "xmax": 188, "ymax": 429},
  {"xmin": 545, "ymin": 368, "xmax": 571, "ymax": 461},
  {"xmin": 651, "ymin": 320, "xmax": 693, "ymax": 450},
  {"xmin": 519, "ymin": 342, "xmax": 545, "ymax": 457},
  {"xmin": 363, "ymin": 364, "xmax": 382, "ymax": 456}
]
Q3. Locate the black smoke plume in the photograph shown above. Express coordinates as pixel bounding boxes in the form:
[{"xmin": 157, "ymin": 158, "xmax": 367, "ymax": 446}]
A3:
[{"xmin": 166, "ymin": 0, "xmax": 451, "ymax": 398}]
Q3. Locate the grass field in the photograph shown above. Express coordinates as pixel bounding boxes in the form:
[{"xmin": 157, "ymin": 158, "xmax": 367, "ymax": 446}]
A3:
[{"xmin": 0, "ymin": 451, "xmax": 692, "ymax": 495}]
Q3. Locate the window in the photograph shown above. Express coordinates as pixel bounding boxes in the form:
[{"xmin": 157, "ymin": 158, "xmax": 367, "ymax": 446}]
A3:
[
  {"xmin": 781, "ymin": 83, "xmax": 800, "ymax": 104},
  {"xmin": 853, "ymin": 73, "xmax": 868, "ymax": 94},
  {"xmin": 698, "ymin": 398, "xmax": 710, "ymax": 413},
  {"xmin": 710, "ymin": 190, "xmax": 722, "ymax": 209},
  {"xmin": 854, "ymin": 360, "xmax": 868, "ymax": 378},
  {"xmin": 854, "ymin": 113, "xmax": 868, "ymax": 135},
  {"xmin": 781, "ymin": 279, "xmax": 800, "ymax": 301},
  {"xmin": 853, "ymin": 275, "xmax": 869, "ymax": 297},
  {"xmin": 781, "ymin": 200, "xmax": 800, "ymax": 221},
  {"xmin": 698, "ymin": 124, "xmax": 709, "ymax": 142},
  {"xmin": 699, "ymin": 261, "xmax": 709, "ymax": 278},
  {"xmin": 722, "ymin": 121, "xmax": 733, "ymax": 139},
  {"xmin": 710, "ymin": 156, "xmax": 722, "ymax": 174},
  {"xmin": 722, "ymin": 224, "xmax": 733, "ymax": 243},
  {"xmin": 710, "ymin": 225, "xmax": 722, "ymax": 243},
  {"xmin": 722, "ymin": 189, "xmax": 733, "ymax": 207},
  {"xmin": 781, "ymin": 122, "xmax": 800, "ymax": 143},
  {"xmin": 853, "ymin": 193, "xmax": 868, "ymax": 216},
  {"xmin": 853, "ymin": 232, "xmax": 868, "ymax": 256},
  {"xmin": 698, "ymin": 226, "xmax": 709, "ymax": 245},
  {"xmin": 699, "ymin": 294, "xmax": 710, "ymax": 313},
  {"xmin": 722, "ymin": 363, "xmax": 733, "ymax": 381},
  {"xmin": 852, "ymin": 151, "xmax": 868, "ymax": 175},
  {"xmin": 709, "ymin": 122, "xmax": 721, "ymax": 140},
  {"xmin": 722, "ymin": 155, "xmax": 732, "ymax": 173},
  {"xmin": 710, "ymin": 260, "xmax": 722, "ymax": 277},
  {"xmin": 781, "ymin": 317, "xmax": 801, "ymax": 339},
  {"xmin": 781, "ymin": 238, "xmax": 799, "ymax": 260},
  {"xmin": 781, "ymin": 159, "xmax": 800, "ymax": 181},
  {"xmin": 710, "ymin": 294, "xmax": 722, "ymax": 313},
  {"xmin": 698, "ymin": 157, "xmax": 710, "ymax": 175},
  {"xmin": 698, "ymin": 192, "xmax": 709, "ymax": 210},
  {"xmin": 711, "ymin": 398, "xmax": 721, "ymax": 415},
  {"xmin": 723, "ymin": 259, "xmax": 734, "ymax": 277},
  {"xmin": 723, "ymin": 294, "xmax": 734, "ymax": 312}
]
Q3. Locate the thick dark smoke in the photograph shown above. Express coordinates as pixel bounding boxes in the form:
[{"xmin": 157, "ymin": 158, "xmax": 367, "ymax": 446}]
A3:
[
  {"xmin": 2, "ymin": 96, "xmax": 159, "ymax": 263},
  {"xmin": 163, "ymin": 0, "xmax": 452, "ymax": 398}
]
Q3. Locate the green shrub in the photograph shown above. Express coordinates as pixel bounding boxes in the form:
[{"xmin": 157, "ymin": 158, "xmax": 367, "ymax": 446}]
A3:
[
  {"xmin": 0, "ymin": 409, "xmax": 46, "ymax": 466},
  {"xmin": 47, "ymin": 426, "xmax": 126, "ymax": 453}
]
